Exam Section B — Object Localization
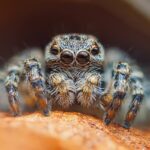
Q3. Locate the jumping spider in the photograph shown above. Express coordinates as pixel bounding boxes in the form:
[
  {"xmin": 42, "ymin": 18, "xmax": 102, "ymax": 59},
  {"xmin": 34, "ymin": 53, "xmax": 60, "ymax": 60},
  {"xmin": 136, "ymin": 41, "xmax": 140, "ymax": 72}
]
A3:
[{"xmin": 3, "ymin": 34, "xmax": 144, "ymax": 128}]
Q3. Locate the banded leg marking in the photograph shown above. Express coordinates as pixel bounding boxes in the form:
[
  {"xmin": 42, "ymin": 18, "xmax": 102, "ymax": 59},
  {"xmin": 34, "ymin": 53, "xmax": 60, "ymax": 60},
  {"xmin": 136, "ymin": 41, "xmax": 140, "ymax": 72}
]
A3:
[
  {"xmin": 103, "ymin": 62, "xmax": 130, "ymax": 125},
  {"xmin": 24, "ymin": 58, "xmax": 51, "ymax": 115},
  {"xmin": 5, "ymin": 66, "xmax": 21, "ymax": 116},
  {"xmin": 124, "ymin": 70, "xmax": 144, "ymax": 128}
]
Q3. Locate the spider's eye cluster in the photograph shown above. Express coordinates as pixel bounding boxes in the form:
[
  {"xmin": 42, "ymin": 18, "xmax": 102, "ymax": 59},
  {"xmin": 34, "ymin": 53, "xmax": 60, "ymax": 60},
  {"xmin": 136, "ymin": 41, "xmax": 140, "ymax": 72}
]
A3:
[
  {"xmin": 50, "ymin": 45, "xmax": 60, "ymax": 55},
  {"xmin": 90, "ymin": 44, "xmax": 100, "ymax": 55}
]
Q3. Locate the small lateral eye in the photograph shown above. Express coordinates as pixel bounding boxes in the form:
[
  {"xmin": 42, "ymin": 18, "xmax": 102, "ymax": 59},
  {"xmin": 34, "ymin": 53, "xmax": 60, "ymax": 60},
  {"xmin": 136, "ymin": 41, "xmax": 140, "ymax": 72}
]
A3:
[
  {"xmin": 50, "ymin": 45, "xmax": 60, "ymax": 55},
  {"xmin": 91, "ymin": 46, "xmax": 100, "ymax": 55}
]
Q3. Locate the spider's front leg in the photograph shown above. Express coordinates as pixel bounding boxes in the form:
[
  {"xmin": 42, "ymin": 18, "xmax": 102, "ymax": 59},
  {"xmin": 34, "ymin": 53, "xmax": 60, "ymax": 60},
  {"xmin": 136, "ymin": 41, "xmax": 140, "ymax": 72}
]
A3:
[
  {"xmin": 103, "ymin": 62, "xmax": 130, "ymax": 125},
  {"xmin": 24, "ymin": 58, "xmax": 51, "ymax": 115},
  {"xmin": 124, "ymin": 69, "xmax": 144, "ymax": 128}
]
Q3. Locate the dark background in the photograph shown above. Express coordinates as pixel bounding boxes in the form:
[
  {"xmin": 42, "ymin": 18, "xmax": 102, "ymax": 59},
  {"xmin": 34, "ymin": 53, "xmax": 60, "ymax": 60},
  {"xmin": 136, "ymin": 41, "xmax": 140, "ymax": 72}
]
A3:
[{"xmin": 0, "ymin": 0, "xmax": 150, "ymax": 65}]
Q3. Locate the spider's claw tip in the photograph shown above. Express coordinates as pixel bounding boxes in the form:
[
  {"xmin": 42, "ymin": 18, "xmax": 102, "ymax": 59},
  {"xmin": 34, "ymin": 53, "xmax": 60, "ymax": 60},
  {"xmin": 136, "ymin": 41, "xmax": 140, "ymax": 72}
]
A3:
[
  {"xmin": 103, "ymin": 112, "xmax": 112, "ymax": 125},
  {"xmin": 11, "ymin": 106, "xmax": 21, "ymax": 117},
  {"xmin": 43, "ymin": 112, "xmax": 50, "ymax": 116},
  {"xmin": 123, "ymin": 121, "xmax": 131, "ymax": 129},
  {"xmin": 104, "ymin": 117, "xmax": 111, "ymax": 125},
  {"xmin": 43, "ymin": 108, "xmax": 50, "ymax": 116},
  {"xmin": 13, "ymin": 111, "xmax": 21, "ymax": 117}
]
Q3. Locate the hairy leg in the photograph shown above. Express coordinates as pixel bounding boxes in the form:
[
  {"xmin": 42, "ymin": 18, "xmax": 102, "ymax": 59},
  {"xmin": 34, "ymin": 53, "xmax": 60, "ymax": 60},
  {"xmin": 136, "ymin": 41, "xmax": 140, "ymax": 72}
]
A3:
[
  {"xmin": 124, "ymin": 68, "xmax": 144, "ymax": 128},
  {"xmin": 5, "ymin": 66, "xmax": 21, "ymax": 115},
  {"xmin": 24, "ymin": 58, "xmax": 51, "ymax": 115},
  {"xmin": 104, "ymin": 49, "xmax": 145, "ymax": 127},
  {"xmin": 103, "ymin": 62, "xmax": 130, "ymax": 125},
  {"xmin": 4, "ymin": 49, "xmax": 48, "ymax": 115}
]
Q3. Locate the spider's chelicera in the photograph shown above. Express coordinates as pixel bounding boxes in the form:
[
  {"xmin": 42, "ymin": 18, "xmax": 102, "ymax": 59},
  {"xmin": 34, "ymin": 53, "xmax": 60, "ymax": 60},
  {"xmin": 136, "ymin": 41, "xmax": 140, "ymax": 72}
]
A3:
[{"xmin": 3, "ymin": 34, "xmax": 144, "ymax": 128}]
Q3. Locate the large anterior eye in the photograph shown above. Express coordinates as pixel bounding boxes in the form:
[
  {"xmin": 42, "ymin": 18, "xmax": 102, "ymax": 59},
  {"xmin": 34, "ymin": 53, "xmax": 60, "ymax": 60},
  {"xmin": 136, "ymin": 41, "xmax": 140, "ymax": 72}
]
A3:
[
  {"xmin": 91, "ymin": 45, "xmax": 100, "ymax": 55},
  {"xmin": 50, "ymin": 45, "xmax": 60, "ymax": 55}
]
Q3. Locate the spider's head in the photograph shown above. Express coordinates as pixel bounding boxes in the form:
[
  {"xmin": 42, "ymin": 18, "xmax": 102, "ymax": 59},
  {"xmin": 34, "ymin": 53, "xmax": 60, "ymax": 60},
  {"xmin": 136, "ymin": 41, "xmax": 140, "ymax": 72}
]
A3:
[{"xmin": 45, "ymin": 34, "xmax": 104, "ymax": 68}]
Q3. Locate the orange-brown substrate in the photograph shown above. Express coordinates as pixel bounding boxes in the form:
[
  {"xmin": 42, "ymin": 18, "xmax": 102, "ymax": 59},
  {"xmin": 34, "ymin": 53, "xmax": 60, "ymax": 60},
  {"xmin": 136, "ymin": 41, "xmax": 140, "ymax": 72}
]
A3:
[{"xmin": 0, "ymin": 111, "xmax": 149, "ymax": 150}]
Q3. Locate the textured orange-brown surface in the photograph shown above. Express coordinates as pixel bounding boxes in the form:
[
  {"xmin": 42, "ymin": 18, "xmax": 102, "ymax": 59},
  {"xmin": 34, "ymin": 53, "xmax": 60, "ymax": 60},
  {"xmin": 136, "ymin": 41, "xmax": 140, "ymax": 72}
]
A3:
[{"xmin": 0, "ymin": 111, "xmax": 149, "ymax": 150}]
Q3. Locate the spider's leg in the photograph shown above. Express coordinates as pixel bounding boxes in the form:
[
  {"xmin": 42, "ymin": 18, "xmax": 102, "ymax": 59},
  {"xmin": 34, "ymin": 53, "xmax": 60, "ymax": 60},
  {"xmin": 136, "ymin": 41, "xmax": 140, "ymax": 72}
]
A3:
[
  {"xmin": 124, "ymin": 69, "xmax": 144, "ymax": 128},
  {"xmin": 24, "ymin": 58, "xmax": 51, "ymax": 115},
  {"xmin": 103, "ymin": 62, "xmax": 130, "ymax": 125},
  {"xmin": 5, "ymin": 66, "xmax": 21, "ymax": 116}
]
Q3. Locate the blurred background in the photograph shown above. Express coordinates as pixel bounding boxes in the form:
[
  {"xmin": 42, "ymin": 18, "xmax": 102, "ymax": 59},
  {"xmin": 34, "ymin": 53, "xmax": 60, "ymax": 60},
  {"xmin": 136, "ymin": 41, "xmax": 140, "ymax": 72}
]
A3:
[{"xmin": 0, "ymin": 0, "xmax": 150, "ymax": 65}]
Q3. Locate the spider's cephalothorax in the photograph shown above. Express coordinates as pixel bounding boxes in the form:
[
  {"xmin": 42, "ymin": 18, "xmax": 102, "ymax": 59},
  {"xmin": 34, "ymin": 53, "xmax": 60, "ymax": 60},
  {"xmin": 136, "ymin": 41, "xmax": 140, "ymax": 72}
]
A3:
[
  {"xmin": 45, "ymin": 34, "xmax": 105, "ymax": 108},
  {"xmin": 3, "ymin": 34, "xmax": 144, "ymax": 128}
]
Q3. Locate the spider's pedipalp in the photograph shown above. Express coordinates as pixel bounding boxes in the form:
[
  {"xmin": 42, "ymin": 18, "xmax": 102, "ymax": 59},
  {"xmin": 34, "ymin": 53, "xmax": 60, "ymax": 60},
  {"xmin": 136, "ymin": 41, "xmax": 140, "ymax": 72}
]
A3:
[
  {"xmin": 124, "ymin": 68, "xmax": 144, "ymax": 128},
  {"xmin": 76, "ymin": 67, "xmax": 105, "ymax": 108},
  {"xmin": 103, "ymin": 62, "xmax": 130, "ymax": 125},
  {"xmin": 46, "ymin": 70, "xmax": 76, "ymax": 108}
]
